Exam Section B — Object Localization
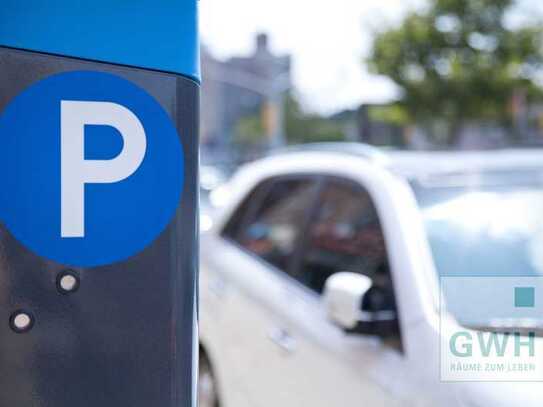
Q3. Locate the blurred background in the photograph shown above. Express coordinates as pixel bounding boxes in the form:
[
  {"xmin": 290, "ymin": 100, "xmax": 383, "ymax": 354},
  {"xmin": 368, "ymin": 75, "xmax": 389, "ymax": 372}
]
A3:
[
  {"xmin": 197, "ymin": 1, "xmax": 543, "ymax": 406},
  {"xmin": 199, "ymin": 0, "xmax": 543, "ymax": 171}
]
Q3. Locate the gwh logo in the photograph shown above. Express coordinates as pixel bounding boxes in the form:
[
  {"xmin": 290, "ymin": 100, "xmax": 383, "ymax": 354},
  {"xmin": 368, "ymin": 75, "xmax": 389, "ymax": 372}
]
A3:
[
  {"xmin": 450, "ymin": 331, "xmax": 535, "ymax": 358},
  {"xmin": 441, "ymin": 276, "xmax": 543, "ymax": 382}
]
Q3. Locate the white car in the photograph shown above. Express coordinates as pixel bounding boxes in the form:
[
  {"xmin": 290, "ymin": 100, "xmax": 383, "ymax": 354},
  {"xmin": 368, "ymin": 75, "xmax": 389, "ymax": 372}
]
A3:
[{"xmin": 198, "ymin": 143, "xmax": 543, "ymax": 407}]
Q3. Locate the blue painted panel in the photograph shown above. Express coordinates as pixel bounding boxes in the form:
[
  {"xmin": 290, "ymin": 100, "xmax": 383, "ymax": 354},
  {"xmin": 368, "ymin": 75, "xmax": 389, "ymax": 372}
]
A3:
[
  {"xmin": 0, "ymin": 71, "xmax": 185, "ymax": 267},
  {"xmin": 0, "ymin": 0, "xmax": 200, "ymax": 81}
]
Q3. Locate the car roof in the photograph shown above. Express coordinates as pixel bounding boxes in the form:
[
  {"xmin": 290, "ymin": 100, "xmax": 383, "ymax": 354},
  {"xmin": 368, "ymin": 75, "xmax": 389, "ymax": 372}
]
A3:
[{"xmin": 272, "ymin": 143, "xmax": 543, "ymax": 179}]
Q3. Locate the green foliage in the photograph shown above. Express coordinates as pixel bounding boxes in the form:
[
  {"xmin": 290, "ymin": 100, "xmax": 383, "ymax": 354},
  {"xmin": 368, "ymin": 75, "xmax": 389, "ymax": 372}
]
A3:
[
  {"xmin": 234, "ymin": 94, "xmax": 345, "ymax": 149},
  {"xmin": 367, "ymin": 0, "xmax": 543, "ymax": 142},
  {"xmin": 368, "ymin": 104, "xmax": 410, "ymax": 126},
  {"xmin": 285, "ymin": 95, "xmax": 345, "ymax": 144},
  {"xmin": 234, "ymin": 114, "xmax": 265, "ymax": 146}
]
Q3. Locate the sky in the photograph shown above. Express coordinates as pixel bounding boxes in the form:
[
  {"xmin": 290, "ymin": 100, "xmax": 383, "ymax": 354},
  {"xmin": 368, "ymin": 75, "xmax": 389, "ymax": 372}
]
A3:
[
  {"xmin": 199, "ymin": 0, "xmax": 425, "ymax": 114},
  {"xmin": 199, "ymin": 0, "xmax": 543, "ymax": 115}
]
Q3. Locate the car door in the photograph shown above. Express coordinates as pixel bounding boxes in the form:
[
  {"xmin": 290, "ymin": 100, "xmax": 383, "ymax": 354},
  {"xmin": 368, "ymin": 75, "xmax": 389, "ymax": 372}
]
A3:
[
  {"xmin": 258, "ymin": 177, "xmax": 415, "ymax": 406},
  {"xmin": 201, "ymin": 175, "xmax": 322, "ymax": 407}
]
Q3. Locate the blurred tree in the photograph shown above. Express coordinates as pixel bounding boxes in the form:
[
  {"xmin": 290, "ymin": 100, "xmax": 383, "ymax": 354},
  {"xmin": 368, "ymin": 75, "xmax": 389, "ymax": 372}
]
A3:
[
  {"xmin": 234, "ymin": 93, "xmax": 344, "ymax": 150},
  {"xmin": 233, "ymin": 113, "xmax": 267, "ymax": 161},
  {"xmin": 367, "ymin": 0, "xmax": 543, "ymax": 145},
  {"xmin": 234, "ymin": 114, "xmax": 265, "ymax": 146},
  {"xmin": 368, "ymin": 104, "xmax": 410, "ymax": 126},
  {"xmin": 285, "ymin": 94, "xmax": 345, "ymax": 144}
]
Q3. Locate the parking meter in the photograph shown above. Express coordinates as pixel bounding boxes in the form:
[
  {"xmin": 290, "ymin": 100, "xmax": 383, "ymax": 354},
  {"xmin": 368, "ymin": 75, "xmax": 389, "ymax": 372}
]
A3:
[{"xmin": 0, "ymin": 2, "xmax": 199, "ymax": 406}]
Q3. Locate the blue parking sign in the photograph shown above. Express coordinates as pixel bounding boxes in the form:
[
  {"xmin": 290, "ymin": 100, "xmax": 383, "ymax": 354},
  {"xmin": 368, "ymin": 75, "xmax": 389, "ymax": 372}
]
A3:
[
  {"xmin": 0, "ymin": 2, "xmax": 198, "ymax": 407},
  {"xmin": 0, "ymin": 71, "xmax": 184, "ymax": 267}
]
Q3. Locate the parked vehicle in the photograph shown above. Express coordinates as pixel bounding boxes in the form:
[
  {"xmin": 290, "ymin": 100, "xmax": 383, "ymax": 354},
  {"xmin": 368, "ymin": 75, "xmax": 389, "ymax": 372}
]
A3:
[{"xmin": 199, "ymin": 143, "xmax": 543, "ymax": 407}]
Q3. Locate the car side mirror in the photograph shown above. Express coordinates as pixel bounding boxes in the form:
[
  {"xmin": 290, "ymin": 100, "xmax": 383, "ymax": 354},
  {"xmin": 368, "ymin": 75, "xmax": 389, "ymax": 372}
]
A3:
[
  {"xmin": 323, "ymin": 272, "xmax": 371, "ymax": 329},
  {"xmin": 323, "ymin": 272, "xmax": 399, "ymax": 338}
]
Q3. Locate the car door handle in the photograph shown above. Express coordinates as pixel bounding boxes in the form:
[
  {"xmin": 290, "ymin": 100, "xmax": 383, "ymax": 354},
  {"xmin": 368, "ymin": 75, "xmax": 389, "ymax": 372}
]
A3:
[{"xmin": 267, "ymin": 327, "xmax": 296, "ymax": 353}]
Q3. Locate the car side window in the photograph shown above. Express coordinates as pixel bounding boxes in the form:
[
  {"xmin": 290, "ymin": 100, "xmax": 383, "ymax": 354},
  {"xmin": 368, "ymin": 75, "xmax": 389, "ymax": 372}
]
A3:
[
  {"xmin": 222, "ymin": 180, "xmax": 270, "ymax": 240},
  {"xmin": 224, "ymin": 177, "xmax": 318, "ymax": 273},
  {"xmin": 295, "ymin": 178, "xmax": 389, "ymax": 295}
]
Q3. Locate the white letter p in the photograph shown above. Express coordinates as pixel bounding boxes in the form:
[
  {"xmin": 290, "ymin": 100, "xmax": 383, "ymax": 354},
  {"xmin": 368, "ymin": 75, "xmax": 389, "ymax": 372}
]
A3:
[{"xmin": 61, "ymin": 101, "xmax": 147, "ymax": 238}]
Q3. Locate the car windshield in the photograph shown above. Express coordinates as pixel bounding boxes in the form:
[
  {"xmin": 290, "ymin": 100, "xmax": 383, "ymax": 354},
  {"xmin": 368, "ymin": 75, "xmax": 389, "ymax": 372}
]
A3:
[{"xmin": 412, "ymin": 170, "xmax": 543, "ymax": 329}]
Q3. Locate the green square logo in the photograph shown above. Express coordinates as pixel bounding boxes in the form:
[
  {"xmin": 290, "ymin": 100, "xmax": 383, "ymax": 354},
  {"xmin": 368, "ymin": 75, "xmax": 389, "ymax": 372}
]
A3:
[{"xmin": 515, "ymin": 287, "xmax": 535, "ymax": 308}]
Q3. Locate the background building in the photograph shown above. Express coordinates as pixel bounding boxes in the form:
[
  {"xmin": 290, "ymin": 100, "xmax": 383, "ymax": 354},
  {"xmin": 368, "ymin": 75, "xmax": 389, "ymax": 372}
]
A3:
[{"xmin": 201, "ymin": 33, "xmax": 291, "ymax": 166}]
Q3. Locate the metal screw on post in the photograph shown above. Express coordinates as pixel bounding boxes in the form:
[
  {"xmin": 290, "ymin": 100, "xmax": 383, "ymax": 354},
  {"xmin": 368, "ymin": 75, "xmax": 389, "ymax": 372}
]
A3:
[
  {"xmin": 56, "ymin": 270, "xmax": 80, "ymax": 294},
  {"xmin": 9, "ymin": 310, "xmax": 34, "ymax": 333}
]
